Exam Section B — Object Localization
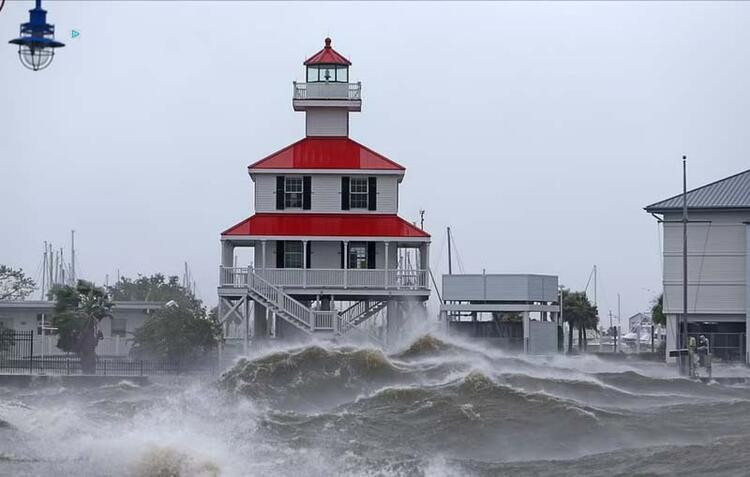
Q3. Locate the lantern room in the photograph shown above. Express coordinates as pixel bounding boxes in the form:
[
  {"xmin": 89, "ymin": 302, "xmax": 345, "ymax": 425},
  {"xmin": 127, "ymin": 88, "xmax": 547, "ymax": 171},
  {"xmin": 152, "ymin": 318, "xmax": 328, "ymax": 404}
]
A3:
[{"xmin": 293, "ymin": 37, "xmax": 361, "ymax": 123}]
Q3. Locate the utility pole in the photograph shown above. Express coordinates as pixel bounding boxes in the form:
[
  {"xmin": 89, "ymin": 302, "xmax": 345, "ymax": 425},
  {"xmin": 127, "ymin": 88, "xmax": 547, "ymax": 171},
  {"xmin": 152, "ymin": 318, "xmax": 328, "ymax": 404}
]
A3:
[
  {"xmin": 681, "ymin": 155, "xmax": 689, "ymax": 375},
  {"xmin": 447, "ymin": 227, "xmax": 453, "ymax": 275},
  {"xmin": 609, "ymin": 310, "xmax": 614, "ymax": 352}
]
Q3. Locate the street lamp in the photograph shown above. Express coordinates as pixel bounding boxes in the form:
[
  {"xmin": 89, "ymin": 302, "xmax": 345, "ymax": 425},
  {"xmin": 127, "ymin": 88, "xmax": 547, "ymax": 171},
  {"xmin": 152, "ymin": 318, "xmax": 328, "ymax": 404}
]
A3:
[{"xmin": 8, "ymin": 0, "xmax": 65, "ymax": 71}]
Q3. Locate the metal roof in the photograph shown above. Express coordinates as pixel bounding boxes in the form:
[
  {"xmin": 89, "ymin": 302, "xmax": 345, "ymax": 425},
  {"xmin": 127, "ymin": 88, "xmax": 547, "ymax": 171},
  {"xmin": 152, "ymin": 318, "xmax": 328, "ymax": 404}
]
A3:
[
  {"xmin": 304, "ymin": 38, "xmax": 351, "ymax": 66},
  {"xmin": 645, "ymin": 169, "xmax": 750, "ymax": 212},
  {"xmin": 248, "ymin": 137, "xmax": 405, "ymax": 171},
  {"xmin": 222, "ymin": 213, "xmax": 430, "ymax": 238}
]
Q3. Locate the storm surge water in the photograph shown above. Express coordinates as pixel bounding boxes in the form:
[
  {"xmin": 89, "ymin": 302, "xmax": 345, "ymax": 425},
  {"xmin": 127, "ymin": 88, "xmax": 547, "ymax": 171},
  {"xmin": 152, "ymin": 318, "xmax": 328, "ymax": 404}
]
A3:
[{"xmin": 2, "ymin": 334, "xmax": 750, "ymax": 476}]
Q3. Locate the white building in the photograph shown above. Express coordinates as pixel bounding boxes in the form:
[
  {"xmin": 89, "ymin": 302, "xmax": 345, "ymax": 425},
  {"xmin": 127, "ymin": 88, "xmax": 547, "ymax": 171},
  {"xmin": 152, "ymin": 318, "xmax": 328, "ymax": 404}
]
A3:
[
  {"xmin": 646, "ymin": 168, "xmax": 750, "ymax": 362},
  {"xmin": 0, "ymin": 300, "xmax": 162, "ymax": 356},
  {"xmin": 218, "ymin": 38, "xmax": 431, "ymax": 344}
]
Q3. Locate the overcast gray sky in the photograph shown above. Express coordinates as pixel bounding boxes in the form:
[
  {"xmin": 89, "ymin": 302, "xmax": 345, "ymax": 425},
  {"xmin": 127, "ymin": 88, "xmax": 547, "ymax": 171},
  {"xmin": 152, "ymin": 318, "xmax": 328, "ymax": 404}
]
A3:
[{"xmin": 2, "ymin": 1, "xmax": 749, "ymax": 320}]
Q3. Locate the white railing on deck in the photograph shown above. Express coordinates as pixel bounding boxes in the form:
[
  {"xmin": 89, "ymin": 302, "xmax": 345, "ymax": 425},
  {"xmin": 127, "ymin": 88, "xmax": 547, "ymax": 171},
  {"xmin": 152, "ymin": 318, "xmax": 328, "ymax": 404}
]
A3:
[
  {"xmin": 293, "ymin": 81, "xmax": 361, "ymax": 100},
  {"xmin": 221, "ymin": 267, "xmax": 429, "ymax": 291},
  {"xmin": 247, "ymin": 270, "xmax": 313, "ymax": 330}
]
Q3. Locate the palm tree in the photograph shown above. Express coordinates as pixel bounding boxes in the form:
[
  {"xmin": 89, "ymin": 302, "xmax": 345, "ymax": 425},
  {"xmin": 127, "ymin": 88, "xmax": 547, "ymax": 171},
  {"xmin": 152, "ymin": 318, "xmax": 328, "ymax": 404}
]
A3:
[
  {"xmin": 52, "ymin": 281, "xmax": 113, "ymax": 374},
  {"xmin": 562, "ymin": 288, "xmax": 598, "ymax": 353}
]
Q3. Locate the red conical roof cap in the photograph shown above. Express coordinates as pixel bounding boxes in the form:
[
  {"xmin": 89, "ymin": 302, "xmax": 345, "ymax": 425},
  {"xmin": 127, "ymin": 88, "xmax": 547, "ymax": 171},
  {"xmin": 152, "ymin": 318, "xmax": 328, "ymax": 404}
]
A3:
[{"xmin": 304, "ymin": 37, "xmax": 351, "ymax": 66}]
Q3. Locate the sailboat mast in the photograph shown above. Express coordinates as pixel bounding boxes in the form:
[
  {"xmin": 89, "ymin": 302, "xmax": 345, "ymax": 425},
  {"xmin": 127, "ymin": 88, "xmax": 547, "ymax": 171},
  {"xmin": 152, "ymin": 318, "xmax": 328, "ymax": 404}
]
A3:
[{"xmin": 447, "ymin": 227, "xmax": 453, "ymax": 275}]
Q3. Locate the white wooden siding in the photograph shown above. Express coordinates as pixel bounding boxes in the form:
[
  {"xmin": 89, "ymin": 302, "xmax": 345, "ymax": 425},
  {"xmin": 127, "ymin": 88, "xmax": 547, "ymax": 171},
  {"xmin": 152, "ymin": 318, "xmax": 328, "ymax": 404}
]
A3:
[
  {"xmin": 253, "ymin": 173, "xmax": 399, "ymax": 214},
  {"xmin": 306, "ymin": 108, "xmax": 348, "ymax": 137},
  {"xmin": 254, "ymin": 174, "xmax": 277, "ymax": 212}
]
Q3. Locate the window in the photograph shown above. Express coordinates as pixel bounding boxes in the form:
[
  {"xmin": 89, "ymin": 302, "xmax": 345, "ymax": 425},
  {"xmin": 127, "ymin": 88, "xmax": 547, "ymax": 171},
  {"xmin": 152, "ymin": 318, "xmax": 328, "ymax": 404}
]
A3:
[
  {"xmin": 306, "ymin": 66, "xmax": 349, "ymax": 83},
  {"xmin": 349, "ymin": 177, "xmax": 368, "ymax": 209},
  {"xmin": 284, "ymin": 177, "xmax": 303, "ymax": 208},
  {"xmin": 348, "ymin": 243, "xmax": 368, "ymax": 269},
  {"xmin": 111, "ymin": 318, "xmax": 127, "ymax": 338},
  {"xmin": 284, "ymin": 241, "xmax": 303, "ymax": 268}
]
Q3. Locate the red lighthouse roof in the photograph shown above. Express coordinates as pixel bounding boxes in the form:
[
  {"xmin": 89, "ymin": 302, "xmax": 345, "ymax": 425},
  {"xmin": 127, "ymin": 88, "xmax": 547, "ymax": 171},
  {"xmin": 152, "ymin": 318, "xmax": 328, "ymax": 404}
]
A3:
[
  {"xmin": 304, "ymin": 37, "xmax": 351, "ymax": 66},
  {"xmin": 248, "ymin": 137, "xmax": 405, "ymax": 171}
]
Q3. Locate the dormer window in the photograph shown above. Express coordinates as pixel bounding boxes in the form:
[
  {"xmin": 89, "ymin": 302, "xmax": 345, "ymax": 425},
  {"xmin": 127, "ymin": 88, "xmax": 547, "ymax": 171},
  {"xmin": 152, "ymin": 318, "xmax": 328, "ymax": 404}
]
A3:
[{"xmin": 306, "ymin": 64, "xmax": 348, "ymax": 83}]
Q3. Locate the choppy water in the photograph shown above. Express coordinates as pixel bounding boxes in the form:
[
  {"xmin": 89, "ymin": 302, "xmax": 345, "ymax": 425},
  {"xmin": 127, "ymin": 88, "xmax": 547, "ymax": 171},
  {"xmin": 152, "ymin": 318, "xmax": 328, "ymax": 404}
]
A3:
[{"xmin": 2, "ymin": 333, "xmax": 750, "ymax": 476}]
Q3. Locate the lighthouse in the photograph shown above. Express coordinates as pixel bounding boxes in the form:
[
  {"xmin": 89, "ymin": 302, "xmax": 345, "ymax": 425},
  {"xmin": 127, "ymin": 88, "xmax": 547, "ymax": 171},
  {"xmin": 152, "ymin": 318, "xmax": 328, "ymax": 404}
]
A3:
[{"xmin": 218, "ymin": 38, "xmax": 430, "ymax": 345}]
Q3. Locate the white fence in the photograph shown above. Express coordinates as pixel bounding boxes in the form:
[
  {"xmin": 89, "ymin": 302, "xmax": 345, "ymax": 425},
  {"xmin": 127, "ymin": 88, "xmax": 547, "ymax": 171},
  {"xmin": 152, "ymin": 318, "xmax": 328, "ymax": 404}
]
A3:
[{"xmin": 220, "ymin": 267, "xmax": 428, "ymax": 291}]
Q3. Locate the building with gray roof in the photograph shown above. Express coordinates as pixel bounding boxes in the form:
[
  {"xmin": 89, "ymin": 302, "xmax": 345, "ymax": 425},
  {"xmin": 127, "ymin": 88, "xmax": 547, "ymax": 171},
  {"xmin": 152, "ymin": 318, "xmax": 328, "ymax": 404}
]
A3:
[{"xmin": 645, "ymin": 168, "xmax": 750, "ymax": 363}]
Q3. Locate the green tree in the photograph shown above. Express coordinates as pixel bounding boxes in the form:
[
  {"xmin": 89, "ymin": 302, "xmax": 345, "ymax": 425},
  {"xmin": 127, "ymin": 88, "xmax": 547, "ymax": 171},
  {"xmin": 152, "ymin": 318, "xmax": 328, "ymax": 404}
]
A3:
[
  {"xmin": 562, "ymin": 288, "xmax": 599, "ymax": 353},
  {"xmin": 0, "ymin": 265, "xmax": 36, "ymax": 301},
  {"xmin": 52, "ymin": 281, "xmax": 113, "ymax": 374},
  {"xmin": 130, "ymin": 302, "xmax": 221, "ymax": 363},
  {"xmin": 109, "ymin": 274, "xmax": 202, "ymax": 311},
  {"xmin": 116, "ymin": 274, "xmax": 220, "ymax": 363},
  {"xmin": 651, "ymin": 293, "xmax": 665, "ymax": 326}
]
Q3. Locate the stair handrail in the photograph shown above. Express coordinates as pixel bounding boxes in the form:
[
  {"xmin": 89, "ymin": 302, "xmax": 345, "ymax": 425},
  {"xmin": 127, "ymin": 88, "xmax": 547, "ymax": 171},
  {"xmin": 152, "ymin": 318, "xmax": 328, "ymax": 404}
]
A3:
[{"xmin": 247, "ymin": 268, "xmax": 313, "ymax": 330}]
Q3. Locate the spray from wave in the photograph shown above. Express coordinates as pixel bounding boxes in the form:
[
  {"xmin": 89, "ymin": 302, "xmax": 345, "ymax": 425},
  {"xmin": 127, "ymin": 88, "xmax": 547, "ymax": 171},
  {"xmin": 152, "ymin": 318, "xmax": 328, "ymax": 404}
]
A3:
[{"xmin": 2, "ymin": 333, "xmax": 750, "ymax": 476}]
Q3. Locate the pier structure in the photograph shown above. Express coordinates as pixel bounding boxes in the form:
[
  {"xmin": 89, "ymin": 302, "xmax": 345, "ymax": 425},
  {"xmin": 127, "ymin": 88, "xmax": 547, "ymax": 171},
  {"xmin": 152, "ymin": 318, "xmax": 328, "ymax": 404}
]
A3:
[
  {"xmin": 440, "ymin": 273, "xmax": 561, "ymax": 354},
  {"xmin": 218, "ymin": 38, "xmax": 430, "ymax": 346}
]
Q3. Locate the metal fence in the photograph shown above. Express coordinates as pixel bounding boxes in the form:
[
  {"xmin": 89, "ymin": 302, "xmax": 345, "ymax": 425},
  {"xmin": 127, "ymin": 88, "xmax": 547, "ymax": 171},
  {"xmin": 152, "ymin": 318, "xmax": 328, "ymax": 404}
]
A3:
[
  {"xmin": 0, "ymin": 329, "xmax": 217, "ymax": 376},
  {"xmin": 688, "ymin": 332, "xmax": 746, "ymax": 362}
]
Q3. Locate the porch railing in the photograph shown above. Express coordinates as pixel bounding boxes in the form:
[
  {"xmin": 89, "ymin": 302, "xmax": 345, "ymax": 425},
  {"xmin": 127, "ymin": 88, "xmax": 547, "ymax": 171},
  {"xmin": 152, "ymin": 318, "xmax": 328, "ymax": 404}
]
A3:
[
  {"xmin": 293, "ymin": 81, "xmax": 362, "ymax": 100},
  {"xmin": 220, "ymin": 267, "xmax": 429, "ymax": 291}
]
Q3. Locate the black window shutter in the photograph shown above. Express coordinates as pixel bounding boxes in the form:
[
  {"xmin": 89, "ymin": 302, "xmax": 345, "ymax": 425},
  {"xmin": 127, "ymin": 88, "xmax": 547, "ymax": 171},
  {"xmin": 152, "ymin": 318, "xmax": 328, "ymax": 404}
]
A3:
[
  {"xmin": 367, "ymin": 242, "xmax": 376, "ymax": 269},
  {"xmin": 303, "ymin": 176, "xmax": 312, "ymax": 210},
  {"xmin": 341, "ymin": 177, "xmax": 350, "ymax": 210},
  {"xmin": 306, "ymin": 242, "xmax": 312, "ymax": 269},
  {"xmin": 340, "ymin": 242, "xmax": 345, "ymax": 269},
  {"xmin": 368, "ymin": 177, "xmax": 377, "ymax": 211},
  {"xmin": 276, "ymin": 241, "xmax": 285, "ymax": 268},
  {"xmin": 276, "ymin": 176, "xmax": 285, "ymax": 210}
]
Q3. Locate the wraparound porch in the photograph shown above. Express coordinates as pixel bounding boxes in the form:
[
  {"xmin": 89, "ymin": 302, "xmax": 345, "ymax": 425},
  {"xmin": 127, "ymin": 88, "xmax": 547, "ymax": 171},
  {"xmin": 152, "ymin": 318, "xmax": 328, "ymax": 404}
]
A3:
[{"xmin": 220, "ymin": 266, "xmax": 429, "ymax": 291}]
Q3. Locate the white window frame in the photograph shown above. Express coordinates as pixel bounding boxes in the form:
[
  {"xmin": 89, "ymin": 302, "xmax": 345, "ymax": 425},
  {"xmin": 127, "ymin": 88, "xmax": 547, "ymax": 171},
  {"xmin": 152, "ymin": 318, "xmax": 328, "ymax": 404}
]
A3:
[
  {"xmin": 284, "ymin": 176, "xmax": 303, "ymax": 209},
  {"xmin": 349, "ymin": 177, "xmax": 368, "ymax": 209},
  {"xmin": 284, "ymin": 241, "xmax": 304, "ymax": 269},
  {"xmin": 348, "ymin": 242, "xmax": 368, "ymax": 269}
]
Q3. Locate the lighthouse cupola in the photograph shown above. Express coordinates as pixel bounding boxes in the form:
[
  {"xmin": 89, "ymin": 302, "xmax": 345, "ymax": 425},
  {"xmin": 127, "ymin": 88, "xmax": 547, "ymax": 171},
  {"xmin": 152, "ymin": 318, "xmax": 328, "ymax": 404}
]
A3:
[{"xmin": 293, "ymin": 38, "xmax": 361, "ymax": 137}]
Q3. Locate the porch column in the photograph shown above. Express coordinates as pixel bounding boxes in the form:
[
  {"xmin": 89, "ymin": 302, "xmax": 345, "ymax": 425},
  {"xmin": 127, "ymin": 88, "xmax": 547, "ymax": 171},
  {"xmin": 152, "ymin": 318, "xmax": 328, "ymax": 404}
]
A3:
[
  {"xmin": 303, "ymin": 240, "xmax": 308, "ymax": 288},
  {"xmin": 261, "ymin": 240, "xmax": 267, "ymax": 270},
  {"xmin": 522, "ymin": 311, "xmax": 530, "ymax": 354},
  {"xmin": 421, "ymin": 243, "xmax": 430, "ymax": 288},
  {"xmin": 384, "ymin": 242, "xmax": 390, "ymax": 288},
  {"xmin": 343, "ymin": 241, "xmax": 349, "ymax": 289},
  {"xmin": 221, "ymin": 240, "xmax": 234, "ymax": 267}
]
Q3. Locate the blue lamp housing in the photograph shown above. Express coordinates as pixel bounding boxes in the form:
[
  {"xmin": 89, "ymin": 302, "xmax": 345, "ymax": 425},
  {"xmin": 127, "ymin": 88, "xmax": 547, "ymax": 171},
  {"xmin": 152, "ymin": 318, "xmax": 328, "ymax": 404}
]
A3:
[{"xmin": 8, "ymin": 0, "xmax": 65, "ymax": 71}]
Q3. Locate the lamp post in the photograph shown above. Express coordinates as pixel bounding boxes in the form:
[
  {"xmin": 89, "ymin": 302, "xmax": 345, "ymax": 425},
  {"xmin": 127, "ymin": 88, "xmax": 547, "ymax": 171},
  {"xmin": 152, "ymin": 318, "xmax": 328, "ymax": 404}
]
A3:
[{"xmin": 8, "ymin": 0, "xmax": 65, "ymax": 71}]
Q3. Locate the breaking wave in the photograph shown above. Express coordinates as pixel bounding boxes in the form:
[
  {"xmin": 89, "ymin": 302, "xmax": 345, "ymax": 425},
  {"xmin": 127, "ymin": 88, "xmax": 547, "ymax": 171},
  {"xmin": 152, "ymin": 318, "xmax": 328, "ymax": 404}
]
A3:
[{"xmin": 3, "ymin": 333, "xmax": 750, "ymax": 476}]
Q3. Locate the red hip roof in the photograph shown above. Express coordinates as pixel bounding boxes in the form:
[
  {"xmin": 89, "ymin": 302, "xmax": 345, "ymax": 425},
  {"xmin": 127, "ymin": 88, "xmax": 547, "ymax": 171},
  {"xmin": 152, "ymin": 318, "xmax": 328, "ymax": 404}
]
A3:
[
  {"xmin": 248, "ymin": 137, "xmax": 405, "ymax": 171},
  {"xmin": 222, "ymin": 213, "xmax": 429, "ymax": 238}
]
